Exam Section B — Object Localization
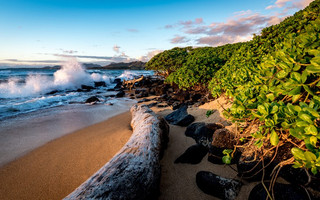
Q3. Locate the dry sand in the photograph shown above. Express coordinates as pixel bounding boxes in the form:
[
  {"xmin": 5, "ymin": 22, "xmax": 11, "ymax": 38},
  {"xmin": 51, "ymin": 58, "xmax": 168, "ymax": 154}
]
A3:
[{"xmin": 0, "ymin": 111, "xmax": 132, "ymax": 200}]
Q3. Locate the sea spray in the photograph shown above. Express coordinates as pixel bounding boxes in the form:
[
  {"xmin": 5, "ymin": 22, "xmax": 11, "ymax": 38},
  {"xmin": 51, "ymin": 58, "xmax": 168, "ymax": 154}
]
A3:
[
  {"xmin": 53, "ymin": 58, "xmax": 93, "ymax": 89},
  {"xmin": 0, "ymin": 58, "xmax": 95, "ymax": 98}
]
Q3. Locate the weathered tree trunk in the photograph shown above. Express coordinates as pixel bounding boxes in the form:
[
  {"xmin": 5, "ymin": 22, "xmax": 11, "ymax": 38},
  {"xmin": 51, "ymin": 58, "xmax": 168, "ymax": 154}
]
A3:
[
  {"xmin": 64, "ymin": 104, "xmax": 169, "ymax": 200},
  {"xmin": 123, "ymin": 75, "xmax": 144, "ymax": 90}
]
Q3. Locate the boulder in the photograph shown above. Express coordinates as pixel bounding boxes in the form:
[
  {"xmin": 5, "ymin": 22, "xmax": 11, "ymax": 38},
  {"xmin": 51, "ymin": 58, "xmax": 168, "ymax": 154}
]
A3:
[
  {"xmin": 185, "ymin": 122, "xmax": 224, "ymax": 147},
  {"xmin": 46, "ymin": 90, "xmax": 59, "ymax": 95},
  {"xmin": 136, "ymin": 90, "xmax": 149, "ymax": 98},
  {"xmin": 237, "ymin": 143, "xmax": 273, "ymax": 181},
  {"xmin": 172, "ymin": 102, "xmax": 184, "ymax": 110},
  {"xmin": 113, "ymin": 78, "xmax": 122, "ymax": 84},
  {"xmin": 81, "ymin": 85, "xmax": 95, "ymax": 91},
  {"xmin": 105, "ymin": 94, "xmax": 116, "ymax": 98},
  {"xmin": 85, "ymin": 96, "xmax": 100, "ymax": 104},
  {"xmin": 248, "ymin": 182, "xmax": 310, "ymax": 200},
  {"xmin": 280, "ymin": 165, "xmax": 320, "ymax": 192},
  {"xmin": 147, "ymin": 103, "xmax": 158, "ymax": 108},
  {"xmin": 208, "ymin": 128, "xmax": 237, "ymax": 164},
  {"xmin": 116, "ymin": 90, "xmax": 125, "ymax": 98},
  {"xmin": 94, "ymin": 81, "xmax": 106, "ymax": 87},
  {"xmin": 137, "ymin": 99, "xmax": 151, "ymax": 103},
  {"xmin": 196, "ymin": 171, "xmax": 242, "ymax": 200},
  {"xmin": 165, "ymin": 105, "xmax": 195, "ymax": 126},
  {"xmin": 171, "ymin": 90, "xmax": 190, "ymax": 102},
  {"xmin": 174, "ymin": 144, "xmax": 208, "ymax": 164}
]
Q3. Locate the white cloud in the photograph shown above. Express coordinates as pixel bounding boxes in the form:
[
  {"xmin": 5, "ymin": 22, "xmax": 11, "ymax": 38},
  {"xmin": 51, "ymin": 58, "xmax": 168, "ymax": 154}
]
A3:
[
  {"xmin": 266, "ymin": 0, "xmax": 314, "ymax": 10},
  {"xmin": 170, "ymin": 36, "xmax": 190, "ymax": 44},
  {"xmin": 113, "ymin": 45, "xmax": 120, "ymax": 53},
  {"xmin": 266, "ymin": 0, "xmax": 291, "ymax": 9},
  {"xmin": 137, "ymin": 50, "xmax": 163, "ymax": 62}
]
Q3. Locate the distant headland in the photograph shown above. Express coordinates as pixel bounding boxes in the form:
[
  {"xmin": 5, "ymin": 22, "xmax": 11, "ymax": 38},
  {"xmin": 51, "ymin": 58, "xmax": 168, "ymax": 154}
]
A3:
[{"xmin": 42, "ymin": 61, "xmax": 146, "ymax": 70}]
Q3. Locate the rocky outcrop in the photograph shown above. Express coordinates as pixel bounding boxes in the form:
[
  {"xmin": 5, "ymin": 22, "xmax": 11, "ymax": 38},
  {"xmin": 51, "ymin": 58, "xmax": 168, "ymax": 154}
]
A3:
[{"xmin": 64, "ymin": 105, "xmax": 169, "ymax": 200}]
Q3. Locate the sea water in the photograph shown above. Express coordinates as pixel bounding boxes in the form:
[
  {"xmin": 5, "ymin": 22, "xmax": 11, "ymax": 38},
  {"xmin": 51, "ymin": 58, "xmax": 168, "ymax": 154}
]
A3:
[{"xmin": 0, "ymin": 59, "xmax": 153, "ymax": 121}]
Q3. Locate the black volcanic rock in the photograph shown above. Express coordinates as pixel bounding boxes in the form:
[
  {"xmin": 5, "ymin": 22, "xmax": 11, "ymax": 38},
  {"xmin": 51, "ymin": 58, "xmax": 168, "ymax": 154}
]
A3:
[
  {"xmin": 85, "ymin": 96, "xmax": 100, "ymax": 104},
  {"xmin": 113, "ymin": 78, "xmax": 122, "ymax": 84},
  {"xmin": 196, "ymin": 171, "xmax": 242, "ymax": 200},
  {"xmin": 81, "ymin": 85, "xmax": 95, "ymax": 91},
  {"xmin": 94, "ymin": 81, "xmax": 106, "ymax": 87},
  {"xmin": 116, "ymin": 90, "xmax": 125, "ymax": 97},
  {"xmin": 165, "ymin": 105, "xmax": 194, "ymax": 126},
  {"xmin": 185, "ymin": 122, "xmax": 224, "ymax": 147},
  {"xmin": 174, "ymin": 144, "xmax": 208, "ymax": 164},
  {"xmin": 248, "ymin": 182, "xmax": 309, "ymax": 200}
]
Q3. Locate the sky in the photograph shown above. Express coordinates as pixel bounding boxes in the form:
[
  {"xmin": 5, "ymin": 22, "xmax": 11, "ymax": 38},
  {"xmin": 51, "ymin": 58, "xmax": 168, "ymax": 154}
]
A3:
[{"xmin": 0, "ymin": 0, "xmax": 315, "ymax": 67}]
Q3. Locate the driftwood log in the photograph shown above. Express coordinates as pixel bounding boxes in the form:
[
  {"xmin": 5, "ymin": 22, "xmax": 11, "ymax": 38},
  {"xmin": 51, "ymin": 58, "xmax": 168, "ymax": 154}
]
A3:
[
  {"xmin": 124, "ymin": 75, "xmax": 144, "ymax": 90},
  {"xmin": 64, "ymin": 104, "xmax": 169, "ymax": 200}
]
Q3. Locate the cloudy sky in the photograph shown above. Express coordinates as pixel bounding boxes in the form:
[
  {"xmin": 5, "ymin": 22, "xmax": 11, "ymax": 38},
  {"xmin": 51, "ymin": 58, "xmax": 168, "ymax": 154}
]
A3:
[{"xmin": 0, "ymin": 0, "xmax": 314, "ymax": 67}]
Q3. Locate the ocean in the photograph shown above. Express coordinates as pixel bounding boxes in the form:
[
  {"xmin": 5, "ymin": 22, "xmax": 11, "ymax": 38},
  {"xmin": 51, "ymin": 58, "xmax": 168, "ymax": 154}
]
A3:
[
  {"xmin": 0, "ymin": 60, "xmax": 153, "ymax": 166},
  {"xmin": 0, "ymin": 60, "xmax": 153, "ymax": 120}
]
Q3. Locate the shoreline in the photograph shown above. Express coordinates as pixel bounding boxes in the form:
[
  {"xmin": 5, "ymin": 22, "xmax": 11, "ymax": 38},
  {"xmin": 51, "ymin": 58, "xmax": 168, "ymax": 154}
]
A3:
[
  {"xmin": 0, "ymin": 111, "xmax": 133, "ymax": 200},
  {"xmin": 0, "ymin": 101, "xmax": 134, "ymax": 167}
]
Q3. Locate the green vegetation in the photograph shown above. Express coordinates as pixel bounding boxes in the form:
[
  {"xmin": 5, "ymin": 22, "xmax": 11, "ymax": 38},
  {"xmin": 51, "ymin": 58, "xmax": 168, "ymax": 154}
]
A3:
[
  {"xmin": 146, "ymin": 47, "xmax": 191, "ymax": 76},
  {"xmin": 147, "ymin": 0, "xmax": 320, "ymax": 174}
]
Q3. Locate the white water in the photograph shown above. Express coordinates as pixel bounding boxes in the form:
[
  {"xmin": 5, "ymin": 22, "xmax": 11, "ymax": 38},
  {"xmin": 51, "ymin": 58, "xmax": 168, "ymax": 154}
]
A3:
[{"xmin": 0, "ymin": 58, "xmax": 114, "ymax": 98}]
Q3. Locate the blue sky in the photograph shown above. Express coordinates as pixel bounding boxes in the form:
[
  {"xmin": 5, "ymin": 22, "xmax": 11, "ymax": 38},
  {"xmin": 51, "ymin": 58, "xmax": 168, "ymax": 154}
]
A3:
[{"xmin": 0, "ymin": 0, "xmax": 314, "ymax": 67}]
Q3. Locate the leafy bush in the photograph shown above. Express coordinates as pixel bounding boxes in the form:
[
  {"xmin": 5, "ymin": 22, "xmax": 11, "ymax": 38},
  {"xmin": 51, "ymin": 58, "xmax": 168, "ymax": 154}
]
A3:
[{"xmin": 145, "ymin": 47, "xmax": 191, "ymax": 76}]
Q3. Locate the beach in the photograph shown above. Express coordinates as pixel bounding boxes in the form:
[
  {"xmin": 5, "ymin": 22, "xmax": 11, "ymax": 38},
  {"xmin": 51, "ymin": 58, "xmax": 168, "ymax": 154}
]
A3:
[
  {"xmin": 0, "ymin": 111, "xmax": 133, "ymax": 200},
  {"xmin": 0, "ymin": 95, "xmax": 254, "ymax": 200}
]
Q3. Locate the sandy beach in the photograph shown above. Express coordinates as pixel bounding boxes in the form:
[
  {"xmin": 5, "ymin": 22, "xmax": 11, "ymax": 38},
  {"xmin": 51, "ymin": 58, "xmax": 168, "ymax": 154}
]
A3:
[
  {"xmin": 0, "ymin": 111, "xmax": 132, "ymax": 200},
  {"xmin": 1, "ymin": 97, "xmax": 255, "ymax": 200}
]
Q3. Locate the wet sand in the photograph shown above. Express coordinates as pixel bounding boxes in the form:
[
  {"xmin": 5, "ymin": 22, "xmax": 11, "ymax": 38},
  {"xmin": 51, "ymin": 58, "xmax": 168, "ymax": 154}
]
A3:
[{"xmin": 0, "ymin": 111, "xmax": 132, "ymax": 200}]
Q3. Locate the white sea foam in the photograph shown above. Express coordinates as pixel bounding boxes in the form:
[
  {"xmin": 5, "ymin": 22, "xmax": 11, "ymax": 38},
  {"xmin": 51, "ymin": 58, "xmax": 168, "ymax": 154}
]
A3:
[
  {"xmin": 0, "ymin": 58, "xmax": 97, "ymax": 98},
  {"xmin": 118, "ymin": 70, "xmax": 138, "ymax": 80}
]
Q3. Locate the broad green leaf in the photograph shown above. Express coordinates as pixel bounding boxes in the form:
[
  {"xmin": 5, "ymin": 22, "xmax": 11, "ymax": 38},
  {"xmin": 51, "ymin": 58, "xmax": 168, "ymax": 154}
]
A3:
[
  {"xmin": 288, "ymin": 86, "xmax": 301, "ymax": 96},
  {"xmin": 258, "ymin": 105, "xmax": 268, "ymax": 116},
  {"xmin": 311, "ymin": 167, "xmax": 318, "ymax": 175},
  {"xmin": 298, "ymin": 112, "xmax": 313, "ymax": 124},
  {"xmin": 222, "ymin": 155, "xmax": 232, "ymax": 165},
  {"xmin": 271, "ymin": 105, "xmax": 279, "ymax": 114},
  {"xmin": 304, "ymin": 125, "xmax": 318, "ymax": 135},
  {"xmin": 304, "ymin": 107, "xmax": 320, "ymax": 118},
  {"xmin": 290, "ymin": 128, "xmax": 305, "ymax": 139},
  {"xmin": 291, "ymin": 147, "xmax": 306, "ymax": 160},
  {"xmin": 270, "ymin": 130, "xmax": 279, "ymax": 146},
  {"xmin": 310, "ymin": 136, "xmax": 317, "ymax": 147},
  {"xmin": 296, "ymin": 120, "xmax": 309, "ymax": 127},
  {"xmin": 254, "ymin": 139, "xmax": 263, "ymax": 148},
  {"xmin": 292, "ymin": 94, "xmax": 301, "ymax": 103},
  {"xmin": 301, "ymin": 70, "xmax": 308, "ymax": 83},
  {"xmin": 222, "ymin": 149, "xmax": 233, "ymax": 154},
  {"xmin": 304, "ymin": 151, "xmax": 316, "ymax": 162},
  {"xmin": 266, "ymin": 93, "xmax": 275, "ymax": 101},
  {"xmin": 291, "ymin": 72, "xmax": 301, "ymax": 83},
  {"xmin": 277, "ymin": 70, "xmax": 289, "ymax": 79},
  {"xmin": 303, "ymin": 85, "xmax": 315, "ymax": 96},
  {"xmin": 306, "ymin": 65, "xmax": 320, "ymax": 73}
]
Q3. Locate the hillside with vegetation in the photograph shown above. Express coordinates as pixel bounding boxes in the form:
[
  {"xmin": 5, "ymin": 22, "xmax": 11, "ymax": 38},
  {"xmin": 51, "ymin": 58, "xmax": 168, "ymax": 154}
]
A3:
[{"xmin": 146, "ymin": 0, "xmax": 320, "ymax": 174}]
